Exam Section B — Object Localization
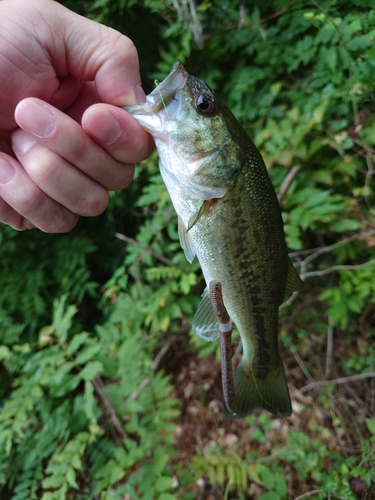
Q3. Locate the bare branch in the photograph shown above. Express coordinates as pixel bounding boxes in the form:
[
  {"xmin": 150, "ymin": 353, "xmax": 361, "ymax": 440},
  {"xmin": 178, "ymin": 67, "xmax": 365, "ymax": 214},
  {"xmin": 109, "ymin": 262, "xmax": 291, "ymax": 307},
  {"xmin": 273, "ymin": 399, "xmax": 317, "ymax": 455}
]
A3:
[
  {"xmin": 92, "ymin": 376, "xmax": 126, "ymax": 442},
  {"xmin": 151, "ymin": 337, "xmax": 175, "ymax": 374},
  {"xmin": 204, "ymin": 0, "xmax": 297, "ymax": 40},
  {"xmin": 114, "ymin": 232, "xmax": 182, "ymax": 270},
  {"xmin": 280, "ymin": 290, "xmax": 299, "ymax": 309},
  {"xmin": 289, "ymin": 230, "xmax": 375, "ymax": 263},
  {"xmin": 294, "ymin": 489, "xmax": 344, "ymax": 500},
  {"xmin": 290, "ymin": 345, "xmax": 315, "ymax": 384},
  {"xmin": 299, "ymin": 372, "xmax": 375, "ymax": 394},
  {"xmin": 364, "ymin": 150, "xmax": 375, "ymax": 214},
  {"xmin": 277, "ymin": 165, "xmax": 302, "ymax": 204},
  {"xmin": 188, "ymin": 0, "xmax": 204, "ymax": 48},
  {"xmin": 325, "ymin": 315, "xmax": 334, "ymax": 378},
  {"xmin": 173, "ymin": 0, "xmax": 204, "ymax": 48},
  {"xmin": 130, "ymin": 378, "xmax": 150, "ymax": 401},
  {"xmin": 301, "ymin": 258, "xmax": 375, "ymax": 279},
  {"xmin": 281, "ymin": 230, "xmax": 375, "ymax": 308}
]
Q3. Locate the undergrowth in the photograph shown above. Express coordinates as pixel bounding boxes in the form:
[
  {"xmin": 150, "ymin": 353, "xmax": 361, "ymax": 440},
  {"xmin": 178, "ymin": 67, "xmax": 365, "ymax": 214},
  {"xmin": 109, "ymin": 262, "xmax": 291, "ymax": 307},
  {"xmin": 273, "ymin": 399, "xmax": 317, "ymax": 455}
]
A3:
[{"xmin": 1, "ymin": 0, "xmax": 375, "ymax": 498}]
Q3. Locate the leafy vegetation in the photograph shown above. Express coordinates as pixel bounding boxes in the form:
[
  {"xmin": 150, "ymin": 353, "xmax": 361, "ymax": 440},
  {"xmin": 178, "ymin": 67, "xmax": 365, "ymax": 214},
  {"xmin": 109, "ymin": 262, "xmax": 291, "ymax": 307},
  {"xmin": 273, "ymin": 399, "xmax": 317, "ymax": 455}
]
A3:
[{"xmin": 1, "ymin": 0, "xmax": 375, "ymax": 498}]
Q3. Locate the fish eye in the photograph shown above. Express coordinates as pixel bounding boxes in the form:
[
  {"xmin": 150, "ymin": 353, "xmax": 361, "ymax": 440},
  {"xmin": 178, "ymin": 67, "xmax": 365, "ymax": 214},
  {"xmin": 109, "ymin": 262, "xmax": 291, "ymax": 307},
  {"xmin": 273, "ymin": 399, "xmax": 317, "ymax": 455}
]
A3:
[{"xmin": 195, "ymin": 94, "xmax": 216, "ymax": 115}]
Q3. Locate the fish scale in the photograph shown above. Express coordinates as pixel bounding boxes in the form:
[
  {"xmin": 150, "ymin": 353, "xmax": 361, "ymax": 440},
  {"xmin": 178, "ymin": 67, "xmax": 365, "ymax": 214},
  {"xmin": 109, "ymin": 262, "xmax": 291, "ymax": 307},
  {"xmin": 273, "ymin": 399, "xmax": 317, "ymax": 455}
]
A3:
[{"xmin": 125, "ymin": 61, "xmax": 303, "ymax": 418}]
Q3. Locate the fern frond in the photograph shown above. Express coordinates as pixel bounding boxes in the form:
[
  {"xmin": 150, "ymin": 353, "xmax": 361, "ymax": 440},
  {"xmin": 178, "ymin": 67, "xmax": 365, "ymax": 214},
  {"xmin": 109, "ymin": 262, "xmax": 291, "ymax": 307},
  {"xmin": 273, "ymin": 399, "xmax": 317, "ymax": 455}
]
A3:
[{"xmin": 188, "ymin": 452, "xmax": 266, "ymax": 493}]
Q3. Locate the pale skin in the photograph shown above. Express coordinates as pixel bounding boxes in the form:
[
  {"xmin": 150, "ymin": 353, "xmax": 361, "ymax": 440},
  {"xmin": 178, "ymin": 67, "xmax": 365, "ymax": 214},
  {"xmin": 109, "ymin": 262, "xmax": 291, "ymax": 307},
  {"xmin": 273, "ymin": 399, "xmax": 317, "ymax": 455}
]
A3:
[{"xmin": 0, "ymin": 0, "xmax": 154, "ymax": 232}]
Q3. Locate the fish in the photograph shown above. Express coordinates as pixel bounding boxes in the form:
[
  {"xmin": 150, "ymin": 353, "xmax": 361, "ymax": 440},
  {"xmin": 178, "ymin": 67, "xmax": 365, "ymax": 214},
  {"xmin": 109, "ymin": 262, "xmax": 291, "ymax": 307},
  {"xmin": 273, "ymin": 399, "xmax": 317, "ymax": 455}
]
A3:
[{"xmin": 124, "ymin": 61, "xmax": 303, "ymax": 418}]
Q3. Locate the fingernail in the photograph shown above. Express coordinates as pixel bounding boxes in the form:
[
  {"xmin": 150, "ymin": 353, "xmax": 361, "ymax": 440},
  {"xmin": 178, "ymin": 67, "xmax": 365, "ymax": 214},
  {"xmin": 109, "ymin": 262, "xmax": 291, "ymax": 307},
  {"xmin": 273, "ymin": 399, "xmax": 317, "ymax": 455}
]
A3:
[
  {"xmin": 136, "ymin": 84, "xmax": 147, "ymax": 104},
  {"xmin": 92, "ymin": 112, "xmax": 122, "ymax": 145},
  {"xmin": 16, "ymin": 100, "xmax": 56, "ymax": 138},
  {"xmin": 0, "ymin": 155, "xmax": 15, "ymax": 184},
  {"xmin": 12, "ymin": 130, "xmax": 37, "ymax": 155}
]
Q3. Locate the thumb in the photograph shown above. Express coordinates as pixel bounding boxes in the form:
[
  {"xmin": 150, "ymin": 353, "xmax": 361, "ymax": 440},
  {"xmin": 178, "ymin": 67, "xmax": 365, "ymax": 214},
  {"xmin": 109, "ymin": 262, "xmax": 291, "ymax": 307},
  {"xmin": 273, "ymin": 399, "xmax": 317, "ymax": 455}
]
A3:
[{"xmin": 44, "ymin": 0, "xmax": 145, "ymax": 106}]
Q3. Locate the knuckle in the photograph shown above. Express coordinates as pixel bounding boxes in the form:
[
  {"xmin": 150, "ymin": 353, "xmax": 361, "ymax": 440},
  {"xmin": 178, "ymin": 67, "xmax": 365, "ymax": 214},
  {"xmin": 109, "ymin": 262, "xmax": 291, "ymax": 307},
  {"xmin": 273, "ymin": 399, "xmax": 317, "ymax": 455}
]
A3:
[
  {"xmin": 17, "ymin": 183, "xmax": 47, "ymax": 216},
  {"xmin": 109, "ymin": 163, "xmax": 135, "ymax": 191},
  {"xmin": 0, "ymin": 197, "xmax": 24, "ymax": 230},
  {"xmin": 27, "ymin": 152, "xmax": 60, "ymax": 186},
  {"xmin": 114, "ymin": 33, "xmax": 137, "ymax": 59},
  {"xmin": 39, "ymin": 212, "xmax": 79, "ymax": 234},
  {"xmin": 11, "ymin": 181, "xmax": 77, "ymax": 233},
  {"xmin": 77, "ymin": 188, "xmax": 108, "ymax": 216}
]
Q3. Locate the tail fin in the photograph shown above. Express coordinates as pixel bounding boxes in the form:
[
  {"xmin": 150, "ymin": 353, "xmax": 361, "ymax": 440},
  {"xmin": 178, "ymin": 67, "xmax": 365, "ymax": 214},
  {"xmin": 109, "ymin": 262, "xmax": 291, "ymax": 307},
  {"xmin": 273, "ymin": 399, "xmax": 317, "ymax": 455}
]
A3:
[{"xmin": 223, "ymin": 360, "xmax": 292, "ymax": 419}]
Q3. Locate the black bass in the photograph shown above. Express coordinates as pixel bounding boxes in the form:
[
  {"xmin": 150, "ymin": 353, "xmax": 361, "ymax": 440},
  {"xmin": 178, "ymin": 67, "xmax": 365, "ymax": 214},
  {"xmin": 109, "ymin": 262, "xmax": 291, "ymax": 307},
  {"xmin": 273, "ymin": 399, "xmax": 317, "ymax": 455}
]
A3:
[{"xmin": 125, "ymin": 62, "xmax": 303, "ymax": 418}]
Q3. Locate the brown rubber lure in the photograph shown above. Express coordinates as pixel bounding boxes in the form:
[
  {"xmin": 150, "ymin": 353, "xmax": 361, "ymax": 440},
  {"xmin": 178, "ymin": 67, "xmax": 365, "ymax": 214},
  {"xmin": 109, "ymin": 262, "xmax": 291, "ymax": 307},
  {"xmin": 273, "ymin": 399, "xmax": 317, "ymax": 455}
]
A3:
[{"xmin": 209, "ymin": 281, "xmax": 237, "ymax": 414}]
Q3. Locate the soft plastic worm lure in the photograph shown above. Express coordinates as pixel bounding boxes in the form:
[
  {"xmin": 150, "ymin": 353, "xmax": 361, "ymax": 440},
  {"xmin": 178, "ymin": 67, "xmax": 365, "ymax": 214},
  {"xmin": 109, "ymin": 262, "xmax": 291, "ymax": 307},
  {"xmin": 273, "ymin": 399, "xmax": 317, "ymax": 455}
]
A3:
[{"xmin": 209, "ymin": 281, "xmax": 237, "ymax": 413}]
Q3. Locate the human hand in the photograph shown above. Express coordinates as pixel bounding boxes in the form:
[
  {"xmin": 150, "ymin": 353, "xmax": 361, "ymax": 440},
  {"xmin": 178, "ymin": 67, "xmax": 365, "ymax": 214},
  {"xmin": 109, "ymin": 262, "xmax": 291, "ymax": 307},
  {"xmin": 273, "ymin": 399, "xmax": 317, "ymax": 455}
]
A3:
[{"xmin": 0, "ymin": 0, "xmax": 154, "ymax": 232}]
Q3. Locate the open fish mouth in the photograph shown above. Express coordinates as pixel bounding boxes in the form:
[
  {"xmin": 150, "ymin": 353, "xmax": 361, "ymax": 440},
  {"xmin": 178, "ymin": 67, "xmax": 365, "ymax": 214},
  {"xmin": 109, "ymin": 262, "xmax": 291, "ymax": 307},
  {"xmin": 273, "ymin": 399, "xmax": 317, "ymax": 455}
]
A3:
[
  {"xmin": 124, "ymin": 61, "xmax": 189, "ymax": 118},
  {"xmin": 148, "ymin": 61, "xmax": 189, "ymax": 110}
]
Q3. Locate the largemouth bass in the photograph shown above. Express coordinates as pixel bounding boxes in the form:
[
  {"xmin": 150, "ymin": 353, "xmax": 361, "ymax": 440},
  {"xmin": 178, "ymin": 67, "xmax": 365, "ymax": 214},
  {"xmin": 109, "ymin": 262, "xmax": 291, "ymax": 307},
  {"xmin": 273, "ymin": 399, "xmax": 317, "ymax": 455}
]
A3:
[{"xmin": 125, "ymin": 62, "xmax": 303, "ymax": 418}]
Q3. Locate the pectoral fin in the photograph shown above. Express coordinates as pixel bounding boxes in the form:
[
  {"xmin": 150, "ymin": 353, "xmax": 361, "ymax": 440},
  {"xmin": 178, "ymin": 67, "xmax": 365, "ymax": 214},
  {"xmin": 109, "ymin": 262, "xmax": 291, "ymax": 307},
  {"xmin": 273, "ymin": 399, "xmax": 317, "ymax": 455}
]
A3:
[
  {"xmin": 285, "ymin": 258, "xmax": 304, "ymax": 296},
  {"xmin": 187, "ymin": 201, "xmax": 209, "ymax": 232},
  {"xmin": 192, "ymin": 287, "xmax": 220, "ymax": 341},
  {"xmin": 178, "ymin": 217, "xmax": 196, "ymax": 263}
]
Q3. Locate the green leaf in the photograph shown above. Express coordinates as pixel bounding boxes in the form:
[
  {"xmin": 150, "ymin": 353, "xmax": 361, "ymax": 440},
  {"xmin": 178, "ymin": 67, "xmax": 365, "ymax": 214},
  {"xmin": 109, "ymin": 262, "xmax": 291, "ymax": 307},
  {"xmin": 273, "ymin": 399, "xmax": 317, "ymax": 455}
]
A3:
[
  {"xmin": 258, "ymin": 492, "xmax": 281, "ymax": 500},
  {"xmin": 80, "ymin": 361, "xmax": 103, "ymax": 381},
  {"xmin": 75, "ymin": 343, "xmax": 101, "ymax": 365},
  {"xmin": 66, "ymin": 467, "xmax": 78, "ymax": 489},
  {"xmin": 155, "ymin": 476, "xmax": 173, "ymax": 492},
  {"xmin": 251, "ymin": 428, "xmax": 266, "ymax": 444},
  {"xmin": 330, "ymin": 219, "xmax": 361, "ymax": 232},
  {"xmin": 67, "ymin": 332, "xmax": 89, "ymax": 355},
  {"xmin": 52, "ymin": 297, "xmax": 77, "ymax": 342},
  {"xmin": 0, "ymin": 345, "xmax": 11, "ymax": 360},
  {"xmin": 159, "ymin": 494, "xmax": 178, "ymax": 500},
  {"xmin": 365, "ymin": 418, "xmax": 375, "ymax": 436},
  {"xmin": 275, "ymin": 474, "xmax": 287, "ymax": 496},
  {"xmin": 260, "ymin": 468, "xmax": 275, "ymax": 490}
]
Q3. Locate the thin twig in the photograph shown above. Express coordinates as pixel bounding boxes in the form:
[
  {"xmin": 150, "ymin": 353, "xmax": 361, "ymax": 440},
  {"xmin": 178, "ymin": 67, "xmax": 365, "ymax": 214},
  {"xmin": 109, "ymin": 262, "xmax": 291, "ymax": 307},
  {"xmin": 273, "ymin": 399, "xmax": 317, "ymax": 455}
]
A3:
[
  {"xmin": 300, "ymin": 372, "xmax": 375, "ymax": 394},
  {"xmin": 277, "ymin": 165, "xmax": 302, "ymax": 204},
  {"xmin": 282, "ymin": 230, "xmax": 375, "ymax": 309},
  {"xmin": 188, "ymin": 0, "xmax": 204, "ymax": 48},
  {"xmin": 290, "ymin": 345, "xmax": 315, "ymax": 384},
  {"xmin": 92, "ymin": 376, "xmax": 126, "ymax": 441},
  {"xmin": 301, "ymin": 232, "xmax": 374, "ymax": 268},
  {"xmin": 114, "ymin": 232, "xmax": 181, "ymax": 270},
  {"xmin": 130, "ymin": 378, "xmax": 150, "ymax": 401},
  {"xmin": 329, "ymin": 393, "xmax": 353, "ymax": 449},
  {"xmin": 294, "ymin": 489, "xmax": 344, "ymax": 500},
  {"xmin": 151, "ymin": 337, "xmax": 175, "ymax": 374},
  {"xmin": 364, "ymin": 150, "xmax": 375, "ymax": 214},
  {"xmin": 289, "ymin": 230, "xmax": 375, "ymax": 262},
  {"xmin": 301, "ymin": 258, "xmax": 375, "ymax": 279},
  {"xmin": 204, "ymin": 0, "xmax": 297, "ymax": 40},
  {"xmin": 280, "ymin": 290, "xmax": 299, "ymax": 309},
  {"xmin": 325, "ymin": 315, "xmax": 334, "ymax": 378}
]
